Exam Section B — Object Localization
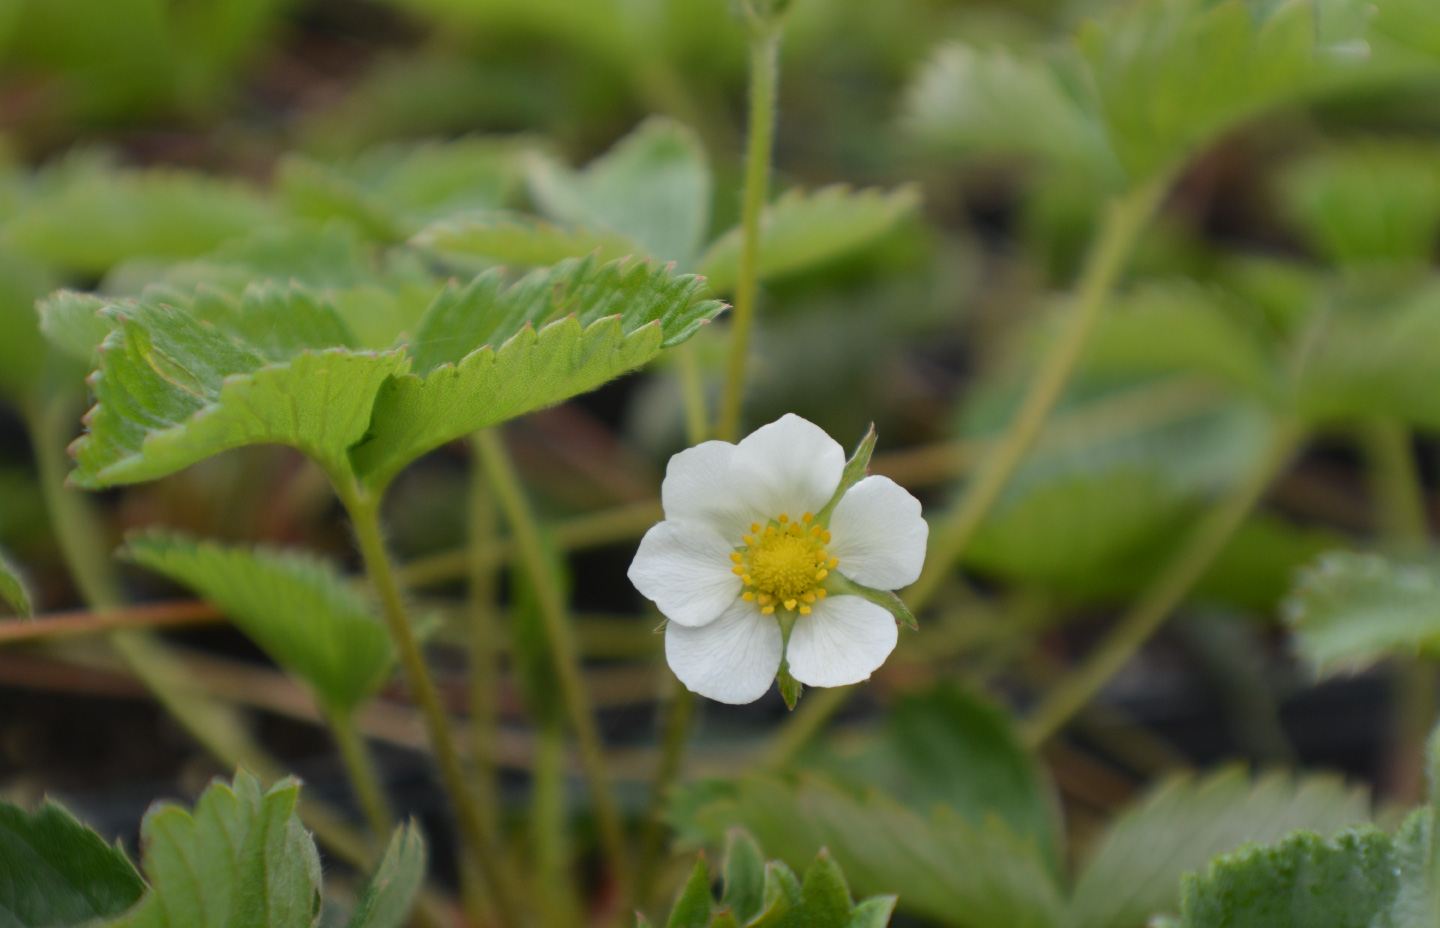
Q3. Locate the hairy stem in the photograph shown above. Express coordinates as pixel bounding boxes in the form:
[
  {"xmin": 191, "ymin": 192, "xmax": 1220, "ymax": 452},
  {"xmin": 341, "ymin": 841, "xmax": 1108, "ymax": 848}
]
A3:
[
  {"xmin": 474, "ymin": 429, "xmax": 632, "ymax": 901},
  {"xmin": 906, "ymin": 176, "xmax": 1168, "ymax": 607},
  {"xmin": 1020, "ymin": 420, "xmax": 1301, "ymax": 747},
  {"xmin": 717, "ymin": 24, "xmax": 781, "ymax": 443},
  {"xmin": 342, "ymin": 485, "xmax": 524, "ymax": 928},
  {"xmin": 465, "ymin": 434, "xmax": 503, "ymax": 820}
]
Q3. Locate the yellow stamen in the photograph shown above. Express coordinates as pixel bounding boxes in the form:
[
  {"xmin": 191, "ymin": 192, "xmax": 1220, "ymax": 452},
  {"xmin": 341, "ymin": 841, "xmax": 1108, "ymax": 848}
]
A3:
[
  {"xmin": 810, "ymin": 525, "xmax": 824, "ymax": 538},
  {"xmin": 778, "ymin": 513, "xmax": 790, "ymax": 523},
  {"xmin": 816, "ymin": 569, "xmax": 828, "ymax": 580},
  {"xmin": 799, "ymin": 605, "xmax": 811, "ymax": 615},
  {"xmin": 816, "ymin": 588, "xmax": 827, "ymax": 599},
  {"xmin": 802, "ymin": 591, "xmax": 816, "ymax": 603},
  {"xmin": 743, "ymin": 591, "xmax": 756, "ymax": 602},
  {"xmin": 732, "ymin": 565, "xmax": 745, "ymax": 575},
  {"xmin": 730, "ymin": 552, "xmax": 743, "ymax": 563},
  {"xmin": 827, "ymin": 558, "xmax": 839, "ymax": 569},
  {"xmin": 802, "ymin": 512, "xmax": 814, "ymax": 523},
  {"xmin": 729, "ymin": 508, "xmax": 842, "ymax": 617},
  {"xmin": 822, "ymin": 531, "xmax": 831, "ymax": 543},
  {"xmin": 784, "ymin": 599, "xmax": 797, "ymax": 611},
  {"xmin": 762, "ymin": 605, "xmax": 775, "ymax": 614},
  {"xmin": 751, "ymin": 523, "xmax": 761, "ymax": 533}
]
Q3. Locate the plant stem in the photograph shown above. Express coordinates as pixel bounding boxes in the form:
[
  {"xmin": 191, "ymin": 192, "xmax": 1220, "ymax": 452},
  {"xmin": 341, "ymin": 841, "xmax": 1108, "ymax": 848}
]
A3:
[
  {"xmin": 326, "ymin": 705, "xmax": 395, "ymax": 841},
  {"xmin": 677, "ymin": 341, "xmax": 710, "ymax": 445},
  {"xmin": 465, "ymin": 434, "xmax": 503, "ymax": 819},
  {"xmin": 1020, "ymin": 420, "xmax": 1301, "ymax": 747},
  {"xmin": 717, "ymin": 23, "xmax": 781, "ymax": 443},
  {"xmin": 906, "ymin": 176, "xmax": 1168, "ymax": 608},
  {"xmin": 342, "ymin": 485, "xmax": 524, "ymax": 928},
  {"xmin": 1360, "ymin": 418, "xmax": 1434, "ymax": 803},
  {"xmin": 636, "ymin": 684, "xmax": 694, "ymax": 904},
  {"xmin": 473, "ymin": 429, "xmax": 632, "ymax": 900}
]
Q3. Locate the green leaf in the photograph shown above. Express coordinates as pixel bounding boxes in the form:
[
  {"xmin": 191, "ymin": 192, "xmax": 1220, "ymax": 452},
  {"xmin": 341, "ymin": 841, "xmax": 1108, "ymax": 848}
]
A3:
[
  {"xmin": 883, "ymin": 685, "xmax": 1060, "ymax": 873},
  {"xmin": 1082, "ymin": 283, "xmax": 1278, "ymax": 400},
  {"xmin": 38, "ymin": 291, "xmax": 117, "ymax": 362},
  {"xmin": 1279, "ymin": 143, "xmax": 1440, "ymax": 266},
  {"xmin": 102, "ymin": 770, "xmax": 322, "ymax": 928},
  {"xmin": 0, "ymin": 244, "xmax": 59, "ymax": 400},
  {"xmin": 751, "ymin": 861, "xmax": 801, "ymax": 928},
  {"xmin": 0, "ymin": 546, "xmax": 33, "ymax": 617},
  {"xmin": 1079, "ymin": 0, "xmax": 1374, "ymax": 179},
  {"xmin": 799, "ymin": 851, "xmax": 854, "ymax": 928},
  {"xmin": 677, "ymin": 774, "xmax": 1063, "ymax": 928},
  {"xmin": 0, "ymin": 797, "xmax": 145, "ymax": 924},
  {"xmin": 698, "ymin": 186, "xmax": 920, "ymax": 295},
  {"xmin": 123, "ymin": 532, "xmax": 393, "ymax": 715},
  {"xmin": 72, "ymin": 284, "xmax": 408, "ymax": 488},
  {"xmin": 279, "ymin": 137, "xmax": 525, "ymax": 242},
  {"xmin": 723, "ymin": 829, "xmax": 767, "ymax": 926},
  {"xmin": 527, "ymin": 118, "xmax": 712, "ymax": 267},
  {"xmin": 844, "ymin": 898, "xmax": 897, "ymax": 928},
  {"xmin": 1374, "ymin": 0, "xmax": 1440, "ymax": 61},
  {"xmin": 904, "ymin": 44, "xmax": 1119, "ymax": 184},
  {"xmin": 413, "ymin": 210, "xmax": 640, "ymax": 266},
  {"xmin": 5, "ymin": 162, "xmax": 275, "ymax": 274},
  {"xmin": 1283, "ymin": 550, "xmax": 1440, "ymax": 675},
  {"xmin": 350, "ymin": 255, "xmax": 723, "ymax": 490},
  {"xmin": 344, "ymin": 821, "xmax": 428, "ymax": 928},
  {"xmin": 1063, "ymin": 767, "xmax": 1373, "ymax": 928},
  {"xmin": 667, "ymin": 856, "xmax": 714, "ymax": 928}
]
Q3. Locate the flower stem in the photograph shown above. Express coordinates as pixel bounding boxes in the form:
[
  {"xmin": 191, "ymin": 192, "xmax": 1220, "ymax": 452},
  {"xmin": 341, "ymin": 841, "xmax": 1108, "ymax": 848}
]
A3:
[
  {"xmin": 636, "ymin": 683, "xmax": 694, "ymax": 905},
  {"xmin": 465, "ymin": 434, "xmax": 503, "ymax": 818},
  {"xmin": 717, "ymin": 22, "xmax": 782, "ymax": 444},
  {"xmin": 1019, "ymin": 420, "xmax": 1302, "ymax": 747},
  {"xmin": 341, "ymin": 484, "xmax": 524, "ymax": 928},
  {"xmin": 473, "ymin": 429, "xmax": 632, "ymax": 900},
  {"xmin": 906, "ymin": 176, "xmax": 1168, "ymax": 608},
  {"xmin": 325, "ymin": 704, "xmax": 395, "ymax": 842},
  {"xmin": 1359, "ymin": 418, "xmax": 1435, "ymax": 803}
]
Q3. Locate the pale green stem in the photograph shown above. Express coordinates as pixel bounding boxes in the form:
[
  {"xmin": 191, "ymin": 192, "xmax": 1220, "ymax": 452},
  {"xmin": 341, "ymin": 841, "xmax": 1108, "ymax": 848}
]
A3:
[
  {"xmin": 465, "ymin": 433, "xmax": 503, "ymax": 818},
  {"xmin": 325, "ymin": 704, "xmax": 396, "ymax": 842},
  {"xmin": 531, "ymin": 720, "xmax": 577, "ymax": 928},
  {"xmin": 906, "ymin": 176, "xmax": 1169, "ymax": 607},
  {"xmin": 763, "ymin": 177, "xmax": 1169, "ymax": 766},
  {"xmin": 1360, "ymin": 419, "xmax": 1435, "ymax": 804},
  {"xmin": 1020, "ymin": 420, "xmax": 1301, "ymax": 747},
  {"xmin": 473, "ymin": 429, "xmax": 632, "ymax": 900},
  {"xmin": 716, "ymin": 23, "xmax": 781, "ymax": 444},
  {"xmin": 677, "ymin": 341, "xmax": 710, "ymax": 445},
  {"xmin": 340, "ymin": 485, "xmax": 525, "ymax": 928}
]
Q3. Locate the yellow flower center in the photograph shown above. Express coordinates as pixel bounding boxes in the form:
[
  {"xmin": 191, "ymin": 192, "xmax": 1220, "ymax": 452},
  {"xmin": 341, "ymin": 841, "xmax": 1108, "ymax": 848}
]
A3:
[{"xmin": 729, "ymin": 512, "xmax": 838, "ymax": 616}]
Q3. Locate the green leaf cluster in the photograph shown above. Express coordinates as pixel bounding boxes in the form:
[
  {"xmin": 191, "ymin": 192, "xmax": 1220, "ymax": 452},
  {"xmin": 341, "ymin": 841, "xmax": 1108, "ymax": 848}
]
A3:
[
  {"xmin": 649, "ymin": 830, "xmax": 895, "ymax": 928},
  {"xmin": 675, "ymin": 685, "xmax": 1370, "ymax": 928},
  {"xmin": 0, "ymin": 770, "xmax": 426, "ymax": 928},
  {"xmin": 907, "ymin": 0, "xmax": 1376, "ymax": 187}
]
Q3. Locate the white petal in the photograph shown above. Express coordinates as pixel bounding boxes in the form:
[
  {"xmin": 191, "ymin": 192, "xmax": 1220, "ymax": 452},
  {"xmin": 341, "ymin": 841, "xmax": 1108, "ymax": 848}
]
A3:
[
  {"xmin": 731, "ymin": 414, "xmax": 845, "ymax": 520},
  {"xmin": 826, "ymin": 476, "xmax": 929, "ymax": 590},
  {"xmin": 665, "ymin": 598, "xmax": 783, "ymax": 704},
  {"xmin": 660, "ymin": 440, "xmax": 760, "ymax": 541},
  {"xmin": 785, "ymin": 595, "xmax": 897, "ymax": 688},
  {"xmin": 628, "ymin": 520, "xmax": 742, "ymax": 627}
]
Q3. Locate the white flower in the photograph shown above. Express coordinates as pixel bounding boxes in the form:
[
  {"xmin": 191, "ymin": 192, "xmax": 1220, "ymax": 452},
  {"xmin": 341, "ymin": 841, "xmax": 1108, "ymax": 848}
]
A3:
[{"xmin": 628, "ymin": 414, "xmax": 928, "ymax": 704}]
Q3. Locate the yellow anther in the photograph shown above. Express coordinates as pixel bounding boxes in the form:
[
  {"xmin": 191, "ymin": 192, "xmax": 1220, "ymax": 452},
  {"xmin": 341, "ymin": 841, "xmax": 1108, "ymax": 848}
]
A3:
[
  {"xmin": 732, "ymin": 509, "xmax": 841, "ymax": 617},
  {"xmin": 762, "ymin": 605, "xmax": 775, "ymax": 615},
  {"xmin": 822, "ymin": 531, "xmax": 832, "ymax": 543},
  {"xmin": 765, "ymin": 526, "xmax": 777, "ymax": 537},
  {"xmin": 751, "ymin": 523, "xmax": 761, "ymax": 533},
  {"xmin": 799, "ymin": 605, "xmax": 811, "ymax": 615},
  {"xmin": 816, "ymin": 569, "xmax": 828, "ymax": 580},
  {"xmin": 742, "ymin": 591, "xmax": 756, "ymax": 602},
  {"xmin": 743, "ymin": 534, "xmax": 755, "ymax": 546},
  {"xmin": 742, "ymin": 574, "xmax": 753, "ymax": 585},
  {"xmin": 758, "ymin": 593, "xmax": 773, "ymax": 605},
  {"xmin": 788, "ymin": 522, "xmax": 803, "ymax": 537},
  {"xmin": 784, "ymin": 599, "xmax": 797, "ymax": 611},
  {"xmin": 730, "ymin": 552, "xmax": 743, "ymax": 563},
  {"xmin": 810, "ymin": 525, "xmax": 824, "ymax": 538},
  {"xmin": 778, "ymin": 513, "xmax": 790, "ymax": 523},
  {"xmin": 802, "ymin": 512, "xmax": 814, "ymax": 523},
  {"xmin": 827, "ymin": 558, "xmax": 839, "ymax": 569},
  {"xmin": 802, "ymin": 591, "xmax": 816, "ymax": 603},
  {"xmin": 816, "ymin": 588, "xmax": 827, "ymax": 599},
  {"xmin": 732, "ymin": 565, "xmax": 745, "ymax": 575}
]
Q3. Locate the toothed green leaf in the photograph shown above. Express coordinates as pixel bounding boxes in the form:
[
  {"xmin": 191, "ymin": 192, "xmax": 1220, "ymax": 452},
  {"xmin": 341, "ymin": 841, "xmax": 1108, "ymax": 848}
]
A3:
[
  {"xmin": 667, "ymin": 856, "xmax": 714, "ymax": 928},
  {"xmin": 71, "ymin": 284, "xmax": 408, "ymax": 488},
  {"xmin": 344, "ymin": 821, "xmax": 428, "ymax": 928},
  {"xmin": 0, "ymin": 797, "xmax": 145, "ymax": 924},
  {"xmin": 0, "ymin": 546, "xmax": 33, "ymax": 617},
  {"xmin": 350, "ymin": 255, "xmax": 723, "ymax": 490},
  {"xmin": 527, "ymin": 118, "xmax": 711, "ymax": 267},
  {"xmin": 413, "ymin": 210, "xmax": 640, "ymax": 267},
  {"xmin": 1064, "ymin": 768, "xmax": 1372, "ymax": 928},
  {"xmin": 723, "ymin": 830, "xmax": 766, "ymax": 926},
  {"xmin": 799, "ymin": 852, "xmax": 854, "ymax": 928},
  {"xmin": 123, "ymin": 532, "xmax": 393, "ymax": 714},
  {"xmin": 698, "ymin": 186, "xmax": 920, "ymax": 295},
  {"xmin": 38, "ymin": 290, "xmax": 117, "ymax": 362},
  {"xmin": 1283, "ymin": 550, "xmax": 1440, "ymax": 676},
  {"xmin": 99, "ymin": 770, "xmax": 322, "ymax": 928}
]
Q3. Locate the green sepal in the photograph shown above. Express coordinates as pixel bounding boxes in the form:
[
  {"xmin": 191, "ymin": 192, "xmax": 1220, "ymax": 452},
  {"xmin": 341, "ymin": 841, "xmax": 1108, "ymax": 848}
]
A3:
[
  {"xmin": 710, "ymin": 910, "xmax": 741, "ymax": 928},
  {"xmin": 824, "ymin": 573, "xmax": 917, "ymax": 631},
  {"xmin": 777, "ymin": 662, "xmax": 803, "ymax": 710},
  {"xmin": 667, "ymin": 854, "xmax": 714, "ymax": 928},
  {"xmin": 0, "ymin": 797, "xmax": 146, "ymax": 924},
  {"xmin": 845, "ymin": 897, "xmax": 897, "ymax": 928},
  {"xmin": 344, "ymin": 821, "xmax": 428, "ymax": 928},
  {"xmin": 749, "ymin": 860, "xmax": 802, "ymax": 928},
  {"xmin": 816, "ymin": 425, "xmax": 877, "ymax": 526},
  {"xmin": 723, "ymin": 829, "xmax": 767, "ymax": 925}
]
